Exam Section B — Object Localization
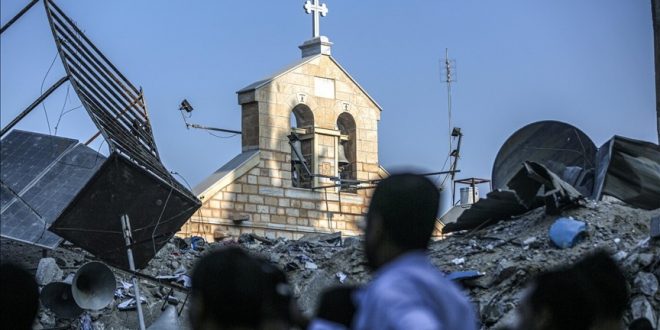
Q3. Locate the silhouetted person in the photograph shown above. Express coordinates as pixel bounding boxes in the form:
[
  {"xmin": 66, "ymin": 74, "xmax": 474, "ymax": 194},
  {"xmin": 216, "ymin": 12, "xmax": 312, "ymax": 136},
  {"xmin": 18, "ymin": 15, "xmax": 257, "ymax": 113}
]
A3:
[
  {"xmin": 628, "ymin": 318, "xmax": 654, "ymax": 330},
  {"xmin": 189, "ymin": 246, "xmax": 294, "ymax": 330},
  {"xmin": 308, "ymin": 285, "xmax": 358, "ymax": 329},
  {"xmin": 0, "ymin": 263, "xmax": 39, "ymax": 330},
  {"xmin": 352, "ymin": 173, "xmax": 478, "ymax": 330},
  {"xmin": 515, "ymin": 250, "xmax": 629, "ymax": 330}
]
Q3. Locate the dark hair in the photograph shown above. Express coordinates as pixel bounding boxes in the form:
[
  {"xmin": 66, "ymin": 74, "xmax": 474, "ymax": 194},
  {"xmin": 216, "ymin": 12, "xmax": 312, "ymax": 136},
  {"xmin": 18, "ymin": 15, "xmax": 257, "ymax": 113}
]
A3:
[
  {"xmin": 191, "ymin": 246, "xmax": 292, "ymax": 328},
  {"xmin": 628, "ymin": 318, "xmax": 654, "ymax": 330},
  {"xmin": 315, "ymin": 285, "xmax": 358, "ymax": 327},
  {"xmin": 368, "ymin": 173, "xmax": 440, "ymax": 250},
  {"xmin": 528, "ymin": 250, "xmax": 629, "ymax": 329},
  {"xmin": 572, "ymin": 250, "xmax": 628, "ymax": 320},
  {"xmin": 529, "ymin": 268, "xmax": 594, "ymax": 330},
  {"xmin": 0, "ymin": 263, "xmax": 39, "ymax": 330}
]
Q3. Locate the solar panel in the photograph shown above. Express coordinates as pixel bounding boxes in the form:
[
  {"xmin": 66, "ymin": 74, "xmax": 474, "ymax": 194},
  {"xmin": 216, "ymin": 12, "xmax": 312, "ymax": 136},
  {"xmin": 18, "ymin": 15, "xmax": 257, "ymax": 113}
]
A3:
[
  {"xmin": 0, "ymin": 130, "xmax": 105, "ymax": 248},
  {"xmin": 6, "ymin": 1, "xmax": 203, "ymax": 268}
]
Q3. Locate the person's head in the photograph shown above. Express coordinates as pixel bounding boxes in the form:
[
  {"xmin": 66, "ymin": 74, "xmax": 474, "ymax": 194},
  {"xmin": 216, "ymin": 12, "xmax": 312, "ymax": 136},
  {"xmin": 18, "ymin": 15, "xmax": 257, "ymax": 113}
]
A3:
[
  {"xmin": 517, "ymin": 267, "xmax": 594, "ymax": 330},
  {"xmin": 0, "ymin": 263, "xmax": 39, "ymax": 330},
  {"xmin": 189, "ymin": 246, "xmax": 293, "ymax": 330},
  {"xmin": 315, "ymin": 285, "xmax": 358, "ymax": 327},
  {"xmin": 365, "ymin": 173, "xmax": 440, "ymax": 269},
  {"xmin": 571, "ymin": 250, "xmax": 628, "ymax": 329},
  {"xmin": 516, "ymin": 250, "xmax": 628, "ymax": 330},
  {"xmin": 628, "ymin": 318, "xmax": 654, "ymax": 330}
]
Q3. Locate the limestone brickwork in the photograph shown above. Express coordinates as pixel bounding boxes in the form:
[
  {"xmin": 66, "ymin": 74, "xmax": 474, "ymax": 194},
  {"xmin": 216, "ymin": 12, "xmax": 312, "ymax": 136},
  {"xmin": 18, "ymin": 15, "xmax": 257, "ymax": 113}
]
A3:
[{"xmin": 182, "ymin": 54, "xmax": 389, "ymax": 241}]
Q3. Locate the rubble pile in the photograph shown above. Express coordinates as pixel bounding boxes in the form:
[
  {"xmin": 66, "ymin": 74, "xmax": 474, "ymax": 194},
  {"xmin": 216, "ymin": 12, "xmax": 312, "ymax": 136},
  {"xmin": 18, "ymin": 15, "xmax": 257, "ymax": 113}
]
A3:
[
  {"xmin": 1, "ymin": 199, "xmax": 658, "ymax": 329},
  {"xmin": 429, "ymin": 200, "xmax": 660, "ymax": 328}
]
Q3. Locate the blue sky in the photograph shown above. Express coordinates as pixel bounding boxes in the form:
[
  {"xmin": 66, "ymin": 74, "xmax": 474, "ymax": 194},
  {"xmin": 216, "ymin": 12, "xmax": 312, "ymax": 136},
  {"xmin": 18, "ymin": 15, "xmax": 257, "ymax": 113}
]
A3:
[{"xmin": 1, "ymin": 1, "xmax": 656, "ymax": 205}]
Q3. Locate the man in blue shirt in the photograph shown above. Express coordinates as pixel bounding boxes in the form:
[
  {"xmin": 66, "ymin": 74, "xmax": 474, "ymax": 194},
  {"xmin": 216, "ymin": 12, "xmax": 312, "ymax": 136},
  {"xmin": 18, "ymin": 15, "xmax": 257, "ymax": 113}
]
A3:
[{"xmin": 352, "ymin": 173, "xmax": 478, "ymax": 330}]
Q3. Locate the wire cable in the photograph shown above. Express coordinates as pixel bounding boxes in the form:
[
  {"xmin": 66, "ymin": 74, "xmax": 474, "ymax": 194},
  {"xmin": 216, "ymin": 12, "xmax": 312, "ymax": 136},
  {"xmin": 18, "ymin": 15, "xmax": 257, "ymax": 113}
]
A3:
[
  {"xmin": 54, "ymin": 83, "xmax": 71, "ymax": 135},
  {"xmin": 206, "ymin": 130, "xmax": 239, "ymax": 139},
  {"xmin": 40, "ymin": 51, "xmax": 60, "ymax": 135}
]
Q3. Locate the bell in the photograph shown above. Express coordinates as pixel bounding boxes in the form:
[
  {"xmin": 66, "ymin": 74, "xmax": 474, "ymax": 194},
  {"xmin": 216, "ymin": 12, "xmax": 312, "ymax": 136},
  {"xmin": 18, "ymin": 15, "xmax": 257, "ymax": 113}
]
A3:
[
  {"xmin": 338, "ymin": 144, "xmax": 350, "ymax": 166},
  {"xmin": 291, "ymin": 140, "xmax": 304, "ymax": 163}
]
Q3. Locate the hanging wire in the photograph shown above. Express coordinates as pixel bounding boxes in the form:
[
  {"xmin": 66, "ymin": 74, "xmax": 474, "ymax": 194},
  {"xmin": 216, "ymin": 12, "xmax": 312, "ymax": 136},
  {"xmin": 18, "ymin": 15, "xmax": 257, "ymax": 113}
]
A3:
[
  {"xmin": 150, "ymin": 185, "xmax": 173, "ymax": 255},
  {"xmin": 206, "ymin": 130, "xmax": 239, "ymax": 139},
  {"xmin": 171, "ymin": 171, "xmax": 195, "ymax": 237},
  {"xmin": 54, "ymin": 83, "xmax": 71, "ymax": 135},
  {"xmin": 40, "ymin": 51, "xmax": 60, "ymax": 135}
]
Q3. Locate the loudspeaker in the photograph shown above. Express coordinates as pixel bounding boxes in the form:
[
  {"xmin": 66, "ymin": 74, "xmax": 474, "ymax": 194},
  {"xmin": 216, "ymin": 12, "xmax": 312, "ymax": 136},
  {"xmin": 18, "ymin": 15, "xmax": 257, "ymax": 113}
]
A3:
[
  {"xmin": 72, "ymin": 262, "xmax": 116, "ymax": 310},
  {"xmin": 40, "ymin": 282, "xmax": 83, "ymax": 319}
]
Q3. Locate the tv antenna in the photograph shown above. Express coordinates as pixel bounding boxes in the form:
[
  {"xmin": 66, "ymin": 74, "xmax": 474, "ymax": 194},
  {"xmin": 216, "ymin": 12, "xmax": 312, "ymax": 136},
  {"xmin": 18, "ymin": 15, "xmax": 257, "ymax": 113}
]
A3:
[
  {"xmin": 441, "ymin": 49, "xmax": 463, "ymax": 204},
  {"xmin": 443, "ymin": 48, "xmax": 457, "ymax": 148}
]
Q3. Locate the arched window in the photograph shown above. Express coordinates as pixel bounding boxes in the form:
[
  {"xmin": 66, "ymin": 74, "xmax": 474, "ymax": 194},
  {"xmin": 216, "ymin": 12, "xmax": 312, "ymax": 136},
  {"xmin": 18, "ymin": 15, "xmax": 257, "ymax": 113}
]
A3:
[
  {"xmin": 336, "ymin": 113, "xmax": 356, "ymax": 191},
  {"xmin": 291, "ymin": 104, "xmax": 314, "ymax": 129},
  {"xmin": 290, "ymin": 104, "xmax": 314, "ymax": 188}
]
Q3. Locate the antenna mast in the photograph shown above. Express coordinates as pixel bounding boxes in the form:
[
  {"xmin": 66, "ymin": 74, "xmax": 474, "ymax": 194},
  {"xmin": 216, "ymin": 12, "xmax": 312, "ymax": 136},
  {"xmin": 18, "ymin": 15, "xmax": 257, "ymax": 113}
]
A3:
[
  {"xmin": 444, "ymin": 48, "xmax": 454, "ymax": 150},
  {"xmin": 442, "ymin": 49, "xmax": 463, "ymax": 205}
]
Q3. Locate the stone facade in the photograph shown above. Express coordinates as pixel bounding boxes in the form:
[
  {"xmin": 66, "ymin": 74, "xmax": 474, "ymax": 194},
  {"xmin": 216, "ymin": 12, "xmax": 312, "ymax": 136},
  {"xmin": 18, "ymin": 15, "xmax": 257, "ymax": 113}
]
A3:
[{"xmin": 181, "ymin": 54, "xmax": 389, "ymax": 241}]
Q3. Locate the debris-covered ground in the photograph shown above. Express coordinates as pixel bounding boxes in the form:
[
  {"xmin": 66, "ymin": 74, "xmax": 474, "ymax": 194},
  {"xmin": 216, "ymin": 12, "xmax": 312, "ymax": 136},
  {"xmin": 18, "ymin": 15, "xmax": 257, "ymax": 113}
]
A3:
[{"xmin": 1, "ymin": 199, "xmax": 658, "ymax": 329}]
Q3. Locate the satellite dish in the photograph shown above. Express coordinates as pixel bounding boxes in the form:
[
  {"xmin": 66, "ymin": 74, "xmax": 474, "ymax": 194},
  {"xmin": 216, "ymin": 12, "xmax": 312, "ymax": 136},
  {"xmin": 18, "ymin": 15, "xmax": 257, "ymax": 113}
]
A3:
[{"xmin": 492, "ymin": 120, "xmax": 597, "ymax": 194}]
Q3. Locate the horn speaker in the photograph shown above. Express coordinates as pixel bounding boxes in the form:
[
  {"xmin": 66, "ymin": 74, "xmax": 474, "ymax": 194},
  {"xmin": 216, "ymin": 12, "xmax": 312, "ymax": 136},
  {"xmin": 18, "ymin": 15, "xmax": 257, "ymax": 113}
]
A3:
[
  {"xmin": 40, "ymin": 282, "xmax": 83, "ymax": 318},
  {"xmin": 72, "ymin": 262, "xmax": 116, "ymax": 310}
]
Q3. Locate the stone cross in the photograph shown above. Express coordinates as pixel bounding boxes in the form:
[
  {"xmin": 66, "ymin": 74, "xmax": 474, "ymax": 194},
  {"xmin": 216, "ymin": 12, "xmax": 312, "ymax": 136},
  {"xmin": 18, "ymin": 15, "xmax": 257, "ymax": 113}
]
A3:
[{"xmin": 303, "ymin": 0, "xmax": 328, "ymax": 38}]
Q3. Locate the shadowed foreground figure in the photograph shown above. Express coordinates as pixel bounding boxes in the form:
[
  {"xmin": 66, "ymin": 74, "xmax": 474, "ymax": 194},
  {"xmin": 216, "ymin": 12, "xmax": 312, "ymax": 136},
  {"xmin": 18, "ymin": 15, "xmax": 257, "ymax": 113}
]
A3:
[
  {"xmin": 308, "ymin": 285, "xmax": 358, "ymax": 329},
  {"xmin": 0, "ymin": 263, "xmax": 39, "ymax": 330},
  {"xmin": 515, "ymin": 250, "xmax": 629, "ymax": 330},
  {"xmin": 351, "ymin": 173, "xmax": 478, "ymax": 330},
  {"xmin": 189, "ymin": 246, "xmax": 297, "ymax": 330}
]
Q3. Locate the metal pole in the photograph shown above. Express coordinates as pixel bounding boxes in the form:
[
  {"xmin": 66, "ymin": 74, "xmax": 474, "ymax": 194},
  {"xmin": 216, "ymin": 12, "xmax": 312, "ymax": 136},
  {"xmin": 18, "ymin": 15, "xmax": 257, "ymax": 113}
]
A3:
[
  {"xmin": 121, "ymin": 214, "xmax": 146, "ymax": 330},
  {"xmin": 186, "ymin": 123, "xmax": 242, "ymax": 135},
  {"xmin": 652, "ymin": 0, "xmax": 660, "ymax": 143},
  {"xmin": 0, "ymin": 0, "xmax": 39, "ymax": 35},
  {"xmin": 0, "ymin": 76, "xmax": 69, "ymax": 137}
]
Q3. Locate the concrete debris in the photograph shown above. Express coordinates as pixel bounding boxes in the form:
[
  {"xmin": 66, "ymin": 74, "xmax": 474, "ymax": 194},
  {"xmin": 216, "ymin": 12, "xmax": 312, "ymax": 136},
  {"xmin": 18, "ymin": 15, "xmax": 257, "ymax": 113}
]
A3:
[
  {"xmin": 39, "ymin": 310, "xmax": 56, "ymax": 328},
  {"xmin": 613, "ymin": 250, "xmax": 629, "ymax": 262},
  {"xmin": 117, "ymin": 296, "xmax": 147, "ymax": 311},
  {"xmin": 481, "ymin": 301, "xmax": 507, "ymax": 325},
  {"xmin": 36, "ymin": 257, "xmax": 63, "ymax": 285},
  {"xmin": 634, "ymin": 272, "xmax": 659, "ymax": 297},
  {"xmin": 452, "ymin": 257, "xmax": 466, "ymax": 265},
  {"xmin": 2, "ymin": 199, "xmax": 659, "ymax": 329},
  {"xmin": 630, "ymin": 296, "xmax": 657, "ymax": 329},
  {"xmin": 79, "ymin": 313, "xmax": 92, "ymax": 330},
  {"xmin": 522, "ymin": 237, "xmax": 537, "ymax": 246},
  {"xmin": 299, "ymin": 232, "xmax": 342, "ymax": 246},
  {"xmin": 637, "ymin": 253, "xmax": 655, "ymax": 267},
  {"xmin": 429, "ymin": 202, "xmax": 659, "ymax": 328}
]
